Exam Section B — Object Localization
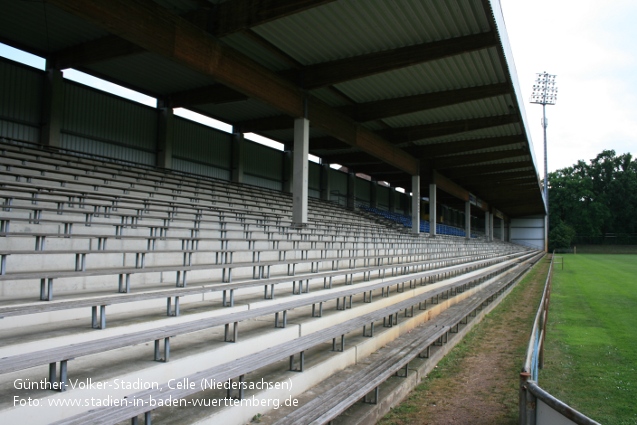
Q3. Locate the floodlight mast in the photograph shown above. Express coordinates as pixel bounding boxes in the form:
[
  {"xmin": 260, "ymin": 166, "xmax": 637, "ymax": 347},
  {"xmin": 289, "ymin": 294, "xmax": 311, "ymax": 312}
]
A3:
[{"xmin": 530, "ymin": 72, "xmax": 557, "ymax": 211}]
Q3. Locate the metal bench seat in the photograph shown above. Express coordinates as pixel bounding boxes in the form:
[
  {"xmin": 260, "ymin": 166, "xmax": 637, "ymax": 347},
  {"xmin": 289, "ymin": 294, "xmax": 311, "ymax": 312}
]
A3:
[{"xmin": 42, "ymin": 253, "xmax": 541, "ymax": 425}]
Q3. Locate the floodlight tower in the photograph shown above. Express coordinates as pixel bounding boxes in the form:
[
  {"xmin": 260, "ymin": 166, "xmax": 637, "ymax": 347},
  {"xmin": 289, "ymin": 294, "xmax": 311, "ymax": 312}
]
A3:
[{"xmin": 530, "ymin": 72, "xmax": 558, "ymax": 208}]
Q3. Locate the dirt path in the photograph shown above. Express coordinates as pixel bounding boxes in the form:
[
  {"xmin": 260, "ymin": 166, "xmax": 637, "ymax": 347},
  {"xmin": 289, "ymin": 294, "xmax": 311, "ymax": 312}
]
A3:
[{"xmin": 379, "ymin": 256, "xmax": 549, "ymax": 425}]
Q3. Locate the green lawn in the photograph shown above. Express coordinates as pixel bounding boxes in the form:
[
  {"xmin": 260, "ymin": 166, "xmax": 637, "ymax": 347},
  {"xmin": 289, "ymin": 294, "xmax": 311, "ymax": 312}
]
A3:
[{"xmin": 541, "ymin": 254, "xmax": 637, "ymax": 425}]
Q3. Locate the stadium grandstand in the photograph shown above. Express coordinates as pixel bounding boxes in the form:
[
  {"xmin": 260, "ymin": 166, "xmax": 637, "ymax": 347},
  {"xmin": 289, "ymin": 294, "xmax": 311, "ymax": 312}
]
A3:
[{"xmin": 0, "ymin": 0, "xmax": 546, "ymax": 424}]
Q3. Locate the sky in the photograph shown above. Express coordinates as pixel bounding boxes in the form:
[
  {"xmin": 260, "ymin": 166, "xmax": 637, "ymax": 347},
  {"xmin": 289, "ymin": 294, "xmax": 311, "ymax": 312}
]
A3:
[
  {"xmin": 1, "ymin": 1, "xmax": 635, "ymax": 174},
  {"xmin": 499, "ymin": 0, "xmax": 637, "ymax": 172}
]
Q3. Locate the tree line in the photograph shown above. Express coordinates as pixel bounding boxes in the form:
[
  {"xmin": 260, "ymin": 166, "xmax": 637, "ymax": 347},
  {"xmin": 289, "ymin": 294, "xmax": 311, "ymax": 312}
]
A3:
[{"xmin": 548, "ymin": 150, "xmax": 637, "ymax": 250}]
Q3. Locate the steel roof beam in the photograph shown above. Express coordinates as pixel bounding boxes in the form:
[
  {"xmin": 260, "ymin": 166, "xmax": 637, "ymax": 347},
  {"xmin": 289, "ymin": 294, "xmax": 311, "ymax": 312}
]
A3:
[
  {"xmin": 409, "ymin": 135, "xmax": 525, "ymax": 158},
  {"xmin": 433, "ymin": 171, "xmax": 470, "ymax": 202},
  {"xmin": 208, "ymin": 0, "xmax": 337, "ymax": 38},
  {"xmin": 47, "ymin": 0, "xmax": 419, "ymax": 176},
  {"xmin": 466, "ymin": 176, "xmax": 538, "ymax": 188},
  {"xmin": 50, "ymin": 0, "xmax": 333, "ymax": 68},
  {"xmin": 377, "ymin": 113, "xmax": 519, "ymax": 143},
  {"xmin": 52, "ymin": 35, "xmax": 144, "ymax": 69},
  {"xmin": 346, "ymin": 162, "xmax": 403, "ymax": 173},
  {"xmin": 358, "ymin": 169, "xmax": 406, "ymax": 177},
  {"xmin": 287, "ymin": 32, "xmax": 497, "ymax": 89},
  {"xmin": 319, "ymin": 151, "xmax": 380, "ymax": 165},
  {"xmin": 240, "ymin": 84, "xmax": 513, "ymax": 132},
  {"xmin": 443, "ymin": 161, "xmax": 530, "ymax": 178},
  {"xmin": 310, "ymin": 137, "xmax": 347, "ymax": 150},
  {"xmin": 469, "ymin": 171, "xmax": 536, "ymax": 181},
  {"xmin": 236, "ymin": 115, "xmax": 295, "ymax": 133},
  {"xmin": 482, "ymin": 186, "xmax": 538, "ymax": 198},
  {"xmin": 343, "ymin": 83, "xmax": 509, "ymax": 122},
  {"xmin": 167, "ymin": 84, "xmax": 248, "ymax": 108},
  {"xmin": 433, "ymin": 148, "xmax": 528, "ymax": 169}
]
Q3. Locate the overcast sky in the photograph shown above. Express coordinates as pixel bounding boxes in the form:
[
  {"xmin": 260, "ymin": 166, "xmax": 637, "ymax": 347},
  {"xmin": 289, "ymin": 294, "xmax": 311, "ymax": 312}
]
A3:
[{"xmin": 499, "ymin": 0, "xmax": 637, "ymax": 172}]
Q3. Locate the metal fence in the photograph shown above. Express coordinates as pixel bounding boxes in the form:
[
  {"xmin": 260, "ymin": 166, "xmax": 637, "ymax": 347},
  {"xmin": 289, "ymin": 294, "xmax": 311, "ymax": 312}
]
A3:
[
  {"xmin": 519, "ymin": 254, "xmax": 601, "ymax": 425},
  {"xmin": 573, "ymin": 233, "xmax": 637, "ymax": 245}
]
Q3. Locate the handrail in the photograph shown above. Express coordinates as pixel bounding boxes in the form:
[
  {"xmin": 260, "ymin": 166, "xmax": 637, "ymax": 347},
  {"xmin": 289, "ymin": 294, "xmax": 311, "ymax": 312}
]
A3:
[
  {"xmin": 523, "ymin": 254, "xmax": 553, "ymax": 379},
  {"xmin": 519, "ymin": 253, "xmax": 600, "ymax": 425},
  {"xmin": 526, "ymin": 382, "xmax": 601, "ymax": 425}
]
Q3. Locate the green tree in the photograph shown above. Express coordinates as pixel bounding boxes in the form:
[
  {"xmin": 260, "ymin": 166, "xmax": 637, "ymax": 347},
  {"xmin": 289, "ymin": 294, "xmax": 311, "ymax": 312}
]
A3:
[
  {"xmin": 548, "ymin": 221, "xmax": 576, "ymax": 251},
  {"xmin": 548, "ymin": 150, "xmax": 637, "ymax": 244}
]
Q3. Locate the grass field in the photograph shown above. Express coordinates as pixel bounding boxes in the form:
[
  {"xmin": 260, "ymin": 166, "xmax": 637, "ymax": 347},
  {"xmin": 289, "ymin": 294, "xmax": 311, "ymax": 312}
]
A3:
[{"xmin": 542, "ymin": 254, "xmax": 637, "ymax": 425}]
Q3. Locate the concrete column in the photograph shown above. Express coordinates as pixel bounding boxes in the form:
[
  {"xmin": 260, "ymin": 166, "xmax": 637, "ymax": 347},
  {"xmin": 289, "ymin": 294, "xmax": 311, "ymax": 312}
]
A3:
[
  {"xmin": 231, "ymin": 132, "xmax": 245, "ymax": 183},
  {"xmin": 490, "ymin": 212, "xmax": 495, "ymax": 242},
  {"xmin": 411, "ymin": 175, "xmax": 420, "ymax": 234},
  {"xmin": 40, "ymin": 66, "xmax": 64, "ymax": 148},
  {"xmin": 370, "ymin": 180, "xmax": 378, "ymax": 209},
  {"xmin": 292, "ymin": 118, "xmax": 309, "ymax": 225},
  {"xmin": 347, "ymin": 171, "xmax": 356, "ymax": 210},
  {"xmin": 485, "ymin": 211, "xmax": 490, "ymax": 241},
  {"xmin": 429, "ymin": 183, "xmax": 437, "ymax": 237},
  {"xmin": 320, "ymin": 163, "xmax": 330, "ymax": 201},
  {"xmin": 282, "ymin": 144, "xmax": 292, "ymax": 193},
  {"xmin": 156, "ymin": 101, "xmax": 174, "ymax": 169},
  {"xmin": 465, "ymin": 201, "xmax": 471, "ymax": 240},
  {"xmin": 388, "ymin": 189, "xmax": 396, "ymax": 213},
  {"xmin": 501, "ymin": 217, "xmax": 505, "ymax": 241}
]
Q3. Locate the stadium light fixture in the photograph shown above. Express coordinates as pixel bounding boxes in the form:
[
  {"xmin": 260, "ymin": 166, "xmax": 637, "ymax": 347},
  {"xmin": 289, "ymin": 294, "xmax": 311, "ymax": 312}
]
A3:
[{"xmin": 530, "ymin": 71, "xmax": 557, "ymax": 208}]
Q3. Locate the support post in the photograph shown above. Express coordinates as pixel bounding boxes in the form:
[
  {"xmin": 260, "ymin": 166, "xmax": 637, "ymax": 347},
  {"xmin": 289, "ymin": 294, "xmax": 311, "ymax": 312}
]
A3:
[
  {"xmin": 404, "ymin": 190, "xmax": 411, "ymax": 216},
  {"xmin": 231, "ymin": 132, "xmax": 245, "ymax": 183},
  {"xmin": 465, "ymin": 200, "xmax": 471, "ymax": 240},
  {"xmin": 292, "ymin": 118, "xmax": 309, "ymax": 225},
  {"xmin": 41, "ymin": 65, "xmax": 64, "ymax": 148},
  {"xmin": 370, "ymin": 180, "xmax": 378, "ymax": 209},
  {"xmin": 347, "ymin": 171, "xmax": 356, "ymax": 210},
  {"xmin": 485, "ymin": 211, "xmax": 490, "ymax": 241},
  {"xmin": 320, "ymin": 163, "xmax": 330, "ymax": 201},
  {"xmin": 500, "ymin": 216, "xmax": 505, "ymax": 241},
  {"xmin": 429, "ymin": 183, "xmax": 437, "ymax": 237},
  {"xmin": 157, "ymin": 99, "xmax": 174, "ymax": 168},
  {"xmin": 490, "ymin": 210, "xmax": 495, "ymax": 242},
  {"xmin": 282, "ymin": 143, "xmax": 292, "ymax": 193},
  {"xmin": 411, "ymin": 175, "xmax": 420, "ymax": 234}
]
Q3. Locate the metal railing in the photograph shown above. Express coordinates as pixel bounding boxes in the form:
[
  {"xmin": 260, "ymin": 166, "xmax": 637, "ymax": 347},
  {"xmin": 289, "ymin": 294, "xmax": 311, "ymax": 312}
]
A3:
[{"xmin": 519, "ymin": 254, "xmax": 601, "ymax": 425}]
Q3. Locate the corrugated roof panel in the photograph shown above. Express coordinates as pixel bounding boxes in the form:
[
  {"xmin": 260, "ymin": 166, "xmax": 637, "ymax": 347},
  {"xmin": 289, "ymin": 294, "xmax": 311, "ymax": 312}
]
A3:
[
  {"xmin": 454, "ymin": 159, "xmax": 532, "ymax": 170},
  {"xmin": 253, "ymin": 0, "xmax": 490, "ymax": 66},
  {"xmin": 0, "ymin": 1, "xmax": 108, "ymax": 54},
  {"xmin": 416, "ymin": 132, "xmax": 519, "ymax": 146},
  {"xmin": 311, "ymin": 88, "xmax": 352, "ymax": 108},
  {"xmin": 86, "ymin": 52, "xmax": 213, "ymax": 96},
  {"xmin": 438, "ymin": 144, "xmax": 526, "ymax": 157},
  {"xmin": 222, "ymin": 33, "xmax": 293, "ymax": 72},
  {"xmin": 382, "ymin": 96, "xmax": 511, "ymax": 128},
  {"xmin": 362, "ymin": 121, "xmax": 386, "ymax": 131},
  {"xmin": 399, "ymin": 123, "xmax": 521, "ymax": 147},
  {"xmin": 474, "ymin": 155, "xmax": 531, "ymax": 165},
  {"xmin": 453, "ymin": 123, "xmax": 521, "ymax": 138},
  {"xmin": 334, "ymin": 47, "xmax": 505, "ymax": 102}
]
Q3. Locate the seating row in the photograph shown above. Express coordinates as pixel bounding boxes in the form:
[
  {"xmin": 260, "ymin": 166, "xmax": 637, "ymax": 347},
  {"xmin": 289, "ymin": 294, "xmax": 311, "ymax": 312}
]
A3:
[{"xmin": 0, "ymin": 138, "xmax": 537, "ymax": 425}]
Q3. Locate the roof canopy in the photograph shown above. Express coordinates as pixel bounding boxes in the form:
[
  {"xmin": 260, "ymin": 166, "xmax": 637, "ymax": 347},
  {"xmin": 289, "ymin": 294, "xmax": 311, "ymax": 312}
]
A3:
[{"xmin": 0, "ymin": 0, "xmax": 545, "ymax": 217}]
